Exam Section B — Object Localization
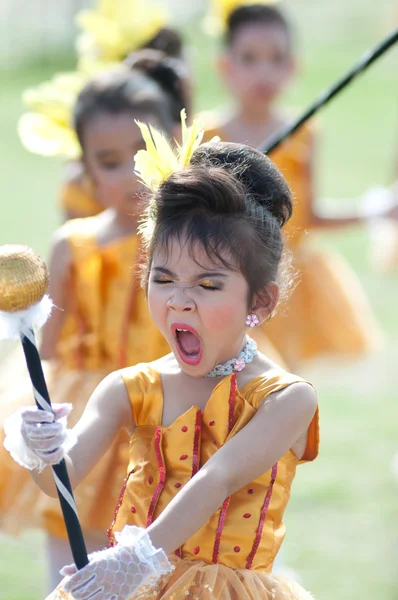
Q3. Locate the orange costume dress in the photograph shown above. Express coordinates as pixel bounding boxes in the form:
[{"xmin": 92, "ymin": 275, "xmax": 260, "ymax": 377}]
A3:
[
  {"xmin": 204, "ymin": 119, "xmax": 382, "ymax": 366},
  {"xmin": 0, "ymin": 217, "xmax": 170, "ymax": 540},
  {"xmin": 49, "ymin": 361, "xmax": 319, "ymax": 600}
]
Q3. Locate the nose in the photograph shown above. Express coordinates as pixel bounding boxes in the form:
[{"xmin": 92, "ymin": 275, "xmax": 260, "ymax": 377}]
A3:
[{"xmin": 167, "ymin": 286, "xmax": 195, "ymax": 312}]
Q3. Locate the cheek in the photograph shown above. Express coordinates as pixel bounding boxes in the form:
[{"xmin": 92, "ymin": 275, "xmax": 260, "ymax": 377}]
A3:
[
  {"xmin": 94, "ymin": 171, "xmax": 124, "ymax": 196},
  {"xmin": 271, "ymin": 65, "xmax": 292, "ymax": 86},
  {"xmin": 205, "ymin": 298, "xmax": 246, "ymax": 331},
  {"xmin": 147, "ymin": 286, "xmax": 167, "ymax": 326},
  {"xmin": 224, "ymin": 63, "xmax": 250, "ymax": 90}
]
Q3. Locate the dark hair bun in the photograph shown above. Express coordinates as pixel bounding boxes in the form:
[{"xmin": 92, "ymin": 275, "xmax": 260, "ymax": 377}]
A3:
[
  {"xmin": 144, "ymin": 27, "xmax": 183, "ymax": 58},
  {"xmin": 124, "ymin": 49, "xmax": 189, "ymax": 121},
  {"xmin": 226, "ymin": 4, "xmax": 291, "ymax": 45},
  {"xmin": 157, "ymin": 165, "xmax": 247, "ymax": 217},
  {"xmin": 190, "ymin": 142, "xmax": 292, "ymax": 228}
]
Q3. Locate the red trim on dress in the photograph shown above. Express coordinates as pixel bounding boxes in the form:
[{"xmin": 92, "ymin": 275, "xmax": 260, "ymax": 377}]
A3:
[
  {"xmin": 146, "ymin": 427, "xmax": 166, "ymax": 527},
  {"xmin": 228, "ymin": 372, "xmax": 237, "ymax": 432},
  {"xmin": 211, "ymin": 374, "xmax": 237, "ymax": 563},
  {"xmin": 212, "ymin": 497, "xmax": 230, "ymax": 563},
  {"xmin": 192, "ymin": 409, "xmax": 202, "ymax": 477},
  {"xmin": 107, "ymin": 467, "xmax": 135, "ymax": 546},
  {"xmin": 245, "ymin": 463, "xmax": 278, "ymax": 569}
]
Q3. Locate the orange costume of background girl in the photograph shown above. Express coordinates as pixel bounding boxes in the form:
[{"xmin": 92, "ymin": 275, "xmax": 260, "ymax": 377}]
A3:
[{"xmin": 203, "ymin": 0, "xmax": 383, "ymax": 368}]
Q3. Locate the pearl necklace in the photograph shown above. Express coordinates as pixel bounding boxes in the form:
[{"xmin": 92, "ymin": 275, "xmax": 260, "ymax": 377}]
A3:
[{"xmin": 205, "ymin": 338, "xmax": 258, "ymax": 378}]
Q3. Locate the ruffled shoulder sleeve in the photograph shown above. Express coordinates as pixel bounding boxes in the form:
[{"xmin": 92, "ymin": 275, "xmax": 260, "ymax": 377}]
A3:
[{"xmin": 119, "ymin": 364, "xmax": 163, "ymax": 427}]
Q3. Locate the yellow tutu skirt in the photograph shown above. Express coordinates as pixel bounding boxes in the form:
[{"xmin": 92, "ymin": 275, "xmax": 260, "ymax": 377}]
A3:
[
  {"xmin": 0, "ymin": 361, "xmax": 129, "ymax": 540},
  {"xmin": 264, "ymin": 244, "xmax": 383, "ymax": 366},
  {"xmin": 47, "ymin": 556, "xmax": 314, "ymax": 600}
]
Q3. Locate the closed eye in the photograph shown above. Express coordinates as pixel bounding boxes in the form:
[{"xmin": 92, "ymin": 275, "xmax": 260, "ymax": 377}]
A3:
[
  {"xmin": 200, "ymin": 281, "xmax": 219, "ymax": 291},
  {"xmin": 153, "ymin": 278, "xmax": 173, "ymax": 285}
]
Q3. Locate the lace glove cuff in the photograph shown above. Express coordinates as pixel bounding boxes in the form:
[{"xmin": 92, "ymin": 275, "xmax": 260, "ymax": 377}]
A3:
[{"xmin": 61, "ymin": 526, "xmax": 174, "ymax": 600}]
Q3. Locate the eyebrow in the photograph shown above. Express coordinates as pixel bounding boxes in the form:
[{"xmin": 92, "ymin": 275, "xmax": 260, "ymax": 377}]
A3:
[
  {"xmin": 151, "ymin": 267, "xmax": 228, "ymax": 279},
  {"xmin": 95, "ymin": 149, "xmax": 119, "ymax": 158}
]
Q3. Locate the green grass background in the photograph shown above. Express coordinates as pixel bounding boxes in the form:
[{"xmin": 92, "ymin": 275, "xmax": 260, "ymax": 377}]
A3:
[{"xmin": 0, "ymin": 1, "xmax": 397, "ymax": 599}]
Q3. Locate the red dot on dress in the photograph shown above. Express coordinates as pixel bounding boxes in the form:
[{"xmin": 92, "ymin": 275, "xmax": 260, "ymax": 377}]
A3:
[
  {"xmin": 194, "ymin": 547, "xmax": 200, "ymax": 555},
  {"xmin": 148, "ymin": 476, "xmax": 153, "ymax": 485},
  {"xmin": 243, "ymin": 513, "xmax": 251, "ymax": 519},
  {"xmin": 234, "ymin": 546, "xmax": 240, "ymax": 553},
  {"xmin": 181, "ymin": 426, "xmax": 188, "ymax": 432},
  {"xmin": 248, "ymin": 489, "xmax": 254, "ymax": 494},
  {"xmin": 131, "ymin": 506, "xmax": 136, "ymax": 513},
  {"xmin": 175, "ymin": 482, "xmax": 182, "ymax": 488},
  {"xmin": 209, "ymin": 420, "xmax": 215, "ymax": 426},
  {"xmin": 180, "ymin": 454, "xmax": 188, "ymax": 460}
]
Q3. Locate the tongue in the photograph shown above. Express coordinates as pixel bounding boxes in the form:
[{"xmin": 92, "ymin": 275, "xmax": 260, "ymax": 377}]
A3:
[{"xmin": 178, "ymin": 331, "xmax": 201, "ymax": 356}]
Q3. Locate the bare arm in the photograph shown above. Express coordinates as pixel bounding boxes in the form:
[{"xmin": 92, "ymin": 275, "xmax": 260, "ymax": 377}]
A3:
[
  {"xmin": 30, "ymin": 371, "xmax": 133, "ymax": 497},
  {"xmin": 40, "ymin": 229, "xmax": 72, "ymax": 360},
  {"xmin": 147, "ymin": 382, "xmax": 318, "ymax": 554},
  {"xmin": 304, "ymin": 133, "xmax": 364, "ymax": 230}
]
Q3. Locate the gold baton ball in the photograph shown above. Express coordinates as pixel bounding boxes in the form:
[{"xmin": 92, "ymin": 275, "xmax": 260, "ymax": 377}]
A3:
[{"xmin": 0, "ymin": 245, "xmax": 49, "ymax": 312}]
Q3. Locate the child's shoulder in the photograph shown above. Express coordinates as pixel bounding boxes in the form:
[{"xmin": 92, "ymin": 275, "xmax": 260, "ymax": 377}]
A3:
[
  {"xmin": 245, "ymin": 355, "xmax": 315, "ymax": 403},
  {"xmin": 50, "ymin": 215, "xmax": 104, "ymax": 274},
  {"xmin": 55, "ymin": 214, "xmax": 99, "ymax": 249},
  {"xmin": 118, "ymin": 355, "xmax": 174, "ymax": 387}
]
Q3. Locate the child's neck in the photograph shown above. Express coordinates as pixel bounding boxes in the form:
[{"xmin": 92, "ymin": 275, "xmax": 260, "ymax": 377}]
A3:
[
  {"xmin": 225, "ymin": 104, "xmax": 285, "ymax": 148},
  {"xmin": 236, "ymin": 103, "xmax": 274, "ymax": 125},
  {"xmin": 95, "ymin": 208, "xmax": 138, "ymax": 247}
]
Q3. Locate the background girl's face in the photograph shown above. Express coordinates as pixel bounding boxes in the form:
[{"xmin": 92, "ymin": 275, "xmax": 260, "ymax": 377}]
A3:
[
  {"xmin": 82, "ymin": 111, "xmax": 161, "ymax": 216},
  {"xmin": 219, "ymin": 22, "xmax": 294, "ymax": 111},
  {"xmin": 148, "ymin": 237, "xmax": 251, "ymax": 377}
]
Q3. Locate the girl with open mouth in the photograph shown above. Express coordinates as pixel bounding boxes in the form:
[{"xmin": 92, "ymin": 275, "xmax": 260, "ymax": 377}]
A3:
[{"xmin": 4, "ymin": 118, "xmax": 319, "ymax": 600}]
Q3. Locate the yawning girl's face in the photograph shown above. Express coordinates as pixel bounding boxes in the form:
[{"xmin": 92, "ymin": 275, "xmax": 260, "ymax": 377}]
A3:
[{"xmin": 148, "ymin": 237, "xmax": 251, "ymax": 377}]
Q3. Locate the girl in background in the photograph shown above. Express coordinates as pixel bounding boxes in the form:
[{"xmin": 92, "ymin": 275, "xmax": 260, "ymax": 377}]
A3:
[
  {"xmin": 203, "ymin": 1, "xmax": 387, "ymax": 368},
  {"xmin": 1, "ymin": 51, "xmax": 189, "ymax": 589},
  {"xmin": 18, "ymin": 0, "xmax": 191, "ymax": 221}
]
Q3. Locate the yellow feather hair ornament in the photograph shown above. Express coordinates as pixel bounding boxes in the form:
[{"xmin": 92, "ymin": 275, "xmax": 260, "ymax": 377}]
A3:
[
  {"xmin": 17, "ymin": 63, "xmax": 124, "ymax": 160},
  {"xmin": 135, "ymin": 109, "xmax": 220, "ymax": 246},
  {"xmin": 76, "ymin": 0, "xmax": 169, "ymax": 67}
]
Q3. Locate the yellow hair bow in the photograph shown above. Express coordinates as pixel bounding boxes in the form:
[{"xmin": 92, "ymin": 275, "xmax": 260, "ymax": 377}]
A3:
[
  {"xmin": 76, "ymin": 0, "xmax": 169, "ymax": 66},
  {"xmin": 204, "ymin": 0, "xmax": 280, "ymax": 36},
  {"xmin": 135, "ymin": 109, "xmax": 219, "ymax": 245}
]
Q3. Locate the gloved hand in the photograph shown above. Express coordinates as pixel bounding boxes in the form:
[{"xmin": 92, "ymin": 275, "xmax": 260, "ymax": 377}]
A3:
[
  {"xmin": 60, "ymin": 526, "xmax": 173, "ymax": 600},
  {"xmin": 3, "ymin": 403, "xmax": 77, "ymax": 471}
]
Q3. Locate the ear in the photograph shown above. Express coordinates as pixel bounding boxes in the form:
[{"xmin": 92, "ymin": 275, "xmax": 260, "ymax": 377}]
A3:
[{"xmin": 251, "ymin": 282, "xmax": 279, "ymax": 324}]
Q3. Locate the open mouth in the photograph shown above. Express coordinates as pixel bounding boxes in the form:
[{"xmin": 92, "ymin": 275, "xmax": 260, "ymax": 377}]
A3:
[{"xmin": 171, "ymin": 323, "xmax": 202, "ymax": 366}]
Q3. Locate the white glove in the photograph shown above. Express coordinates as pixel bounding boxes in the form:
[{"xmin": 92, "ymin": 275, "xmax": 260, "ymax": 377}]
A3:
[
  {"xmin": 60, "ymin": 526, "xmax": 173, "ymax": 600},
  {"xmin": 3, "ymin": 403, "xmax": 77, "ymax": 471}
]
